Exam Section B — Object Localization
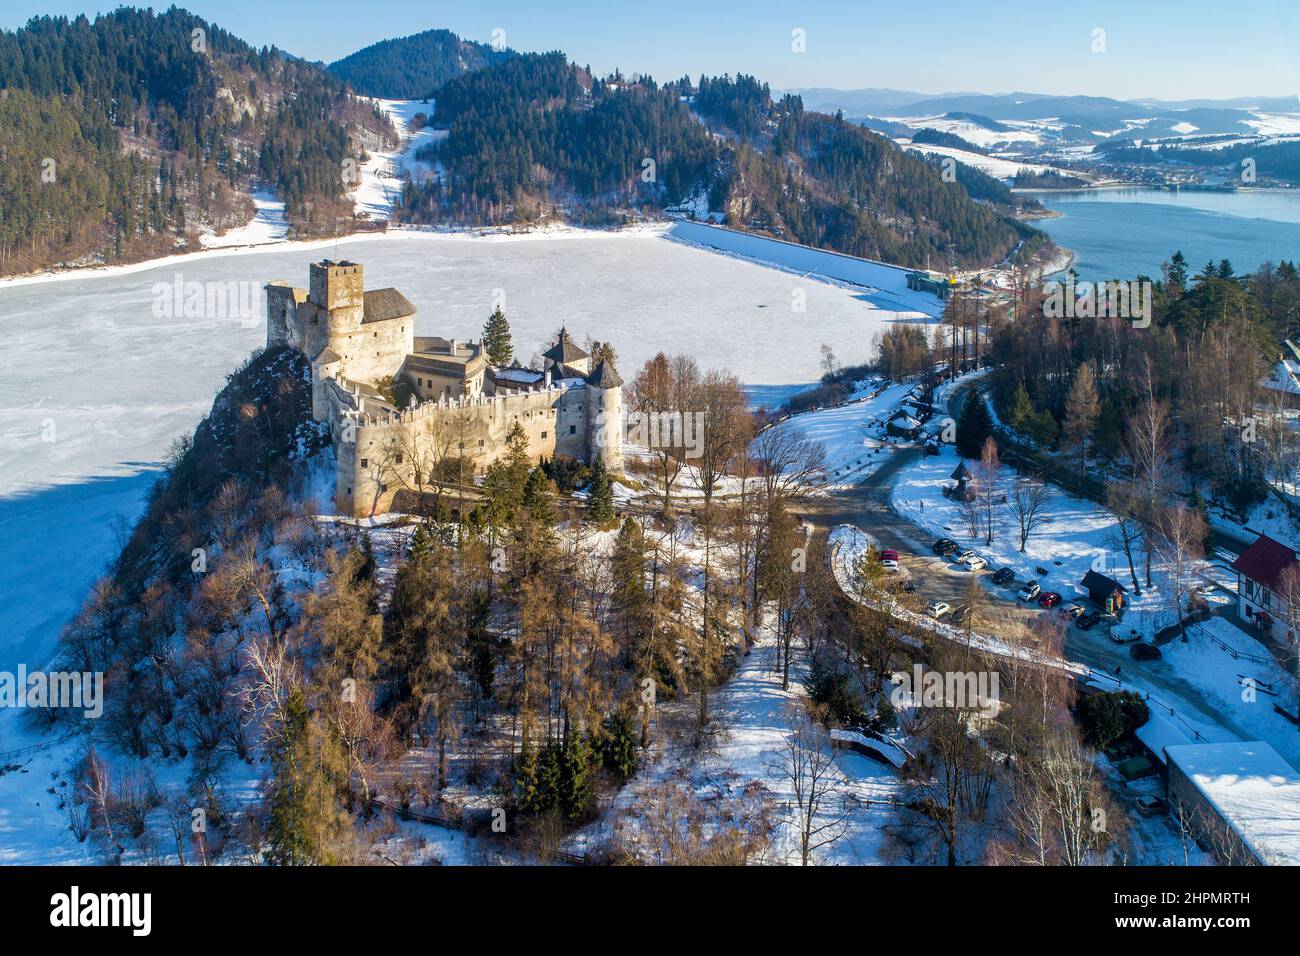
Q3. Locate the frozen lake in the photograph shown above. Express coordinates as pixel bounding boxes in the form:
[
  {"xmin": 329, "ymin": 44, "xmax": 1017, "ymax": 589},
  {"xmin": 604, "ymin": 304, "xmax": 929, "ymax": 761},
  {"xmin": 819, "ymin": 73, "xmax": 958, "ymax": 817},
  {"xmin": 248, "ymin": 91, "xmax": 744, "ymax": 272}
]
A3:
[{"xmin": 0, "ymin": 226, "xmax": 939, "ymax": 679}]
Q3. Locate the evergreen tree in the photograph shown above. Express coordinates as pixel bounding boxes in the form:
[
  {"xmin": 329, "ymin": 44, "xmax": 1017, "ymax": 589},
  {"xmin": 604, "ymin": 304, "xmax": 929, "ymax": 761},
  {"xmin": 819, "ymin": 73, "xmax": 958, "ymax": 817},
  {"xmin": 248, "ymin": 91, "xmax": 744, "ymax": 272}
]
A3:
[
  {"xmin": 956, "ymin": 391, "xmax": 994, "ymax": 459},
  {"xmin": 481, "ymin": 307, "xmax": 514, "ymax": 366},
  {"xmin": 600, "ymin": 712, "xmax": 640, "ymax": 781},
  {"xmin": 354, "ymin": 531, "xmax": 378, "ymax": 585},
  {"xmin": 522, "ymin": 467, "xmax": 557, "ymax": 525},
  {"xmin": 559, "ymin": 732, "xmax": 594, "ymax": 820},
  {"xmin": 586, "ymin": 456, "xmax": 615, "ymax": 524}
]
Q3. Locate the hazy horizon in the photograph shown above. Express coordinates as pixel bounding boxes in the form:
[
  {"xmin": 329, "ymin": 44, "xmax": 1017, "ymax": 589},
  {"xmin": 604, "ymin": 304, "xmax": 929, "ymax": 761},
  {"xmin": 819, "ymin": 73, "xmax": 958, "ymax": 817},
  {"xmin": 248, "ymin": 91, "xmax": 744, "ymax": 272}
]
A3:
[{"xmin": 2, "ymin": 0, "xmax": 1299, "ymax": 102}]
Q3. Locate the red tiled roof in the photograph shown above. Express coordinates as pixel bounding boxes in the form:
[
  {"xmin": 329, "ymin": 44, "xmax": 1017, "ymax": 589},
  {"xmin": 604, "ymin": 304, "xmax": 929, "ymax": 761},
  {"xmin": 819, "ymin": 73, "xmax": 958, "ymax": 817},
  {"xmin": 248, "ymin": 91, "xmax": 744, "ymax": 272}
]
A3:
[{"xmin": 1231, "ymin": 534, "xmax": 1299, "ymax": 589}]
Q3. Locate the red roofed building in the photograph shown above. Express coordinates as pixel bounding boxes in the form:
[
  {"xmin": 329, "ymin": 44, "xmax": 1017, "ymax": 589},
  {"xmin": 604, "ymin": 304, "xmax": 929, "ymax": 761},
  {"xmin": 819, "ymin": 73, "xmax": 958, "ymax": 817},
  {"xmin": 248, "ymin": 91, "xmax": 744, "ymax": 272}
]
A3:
[{"xmin": 1230, "ymin": 534, "xmax": 1300, "ymax": 643}]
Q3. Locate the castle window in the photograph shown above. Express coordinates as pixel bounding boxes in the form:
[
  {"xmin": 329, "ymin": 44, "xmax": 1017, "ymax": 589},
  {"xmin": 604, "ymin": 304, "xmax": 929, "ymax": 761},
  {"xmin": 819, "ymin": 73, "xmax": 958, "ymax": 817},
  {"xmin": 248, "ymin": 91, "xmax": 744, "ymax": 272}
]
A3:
[
  {"xmin": 360, "ymin": 458, "xmax": 368, "ymax": 468},
  {"xmin": 395, "ymin": 454, "xmax": 403, "ymax": 464},
  {"xmin": 479, "ymin": 439, "xmax": 484, "ymax": 447},
  {"xmin": 380, "ymin": 483, "xmax": 388, "ymax": 493},
  {"xmin": 569, "ymin": 425, "xmax": 577, "ymax": 435},
  {"xmin": 542, "ymin": 431, "xmax": 548, "ymax": 439},
  {"xmin": 458, "ymin": 442, "xmax": 464, "ymax": 450},
  {"xmin": 346, "ymin": 487, "xmax": 352, "ymax": 495}
]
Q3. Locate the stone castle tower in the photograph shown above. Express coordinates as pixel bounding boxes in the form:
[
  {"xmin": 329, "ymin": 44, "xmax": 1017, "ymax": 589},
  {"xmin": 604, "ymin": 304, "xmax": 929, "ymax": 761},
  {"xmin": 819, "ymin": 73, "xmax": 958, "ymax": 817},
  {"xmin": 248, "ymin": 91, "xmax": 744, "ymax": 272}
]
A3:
[{"xmin": 266, "ymin": 260, "xmax": 623, "ymax": 517}]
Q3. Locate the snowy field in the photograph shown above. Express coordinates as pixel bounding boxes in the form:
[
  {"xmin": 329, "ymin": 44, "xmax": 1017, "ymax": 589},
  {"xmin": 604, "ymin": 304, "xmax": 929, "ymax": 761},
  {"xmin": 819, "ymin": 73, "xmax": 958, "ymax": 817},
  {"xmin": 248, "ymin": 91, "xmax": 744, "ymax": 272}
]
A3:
[
  {"xmin": 199, "ymin": 188, "xmax": 290, "ymax": 249},
  {"xmin": 899, "ymin": 141, "xmax": 1067, "ymax": 181},
  {"xmin": 762, "ymin": 379, "xmax": 919, "ymax": 483},
  {"xmin": 352, "ymin": 99, "xmax": 446, "ymax": 221}
]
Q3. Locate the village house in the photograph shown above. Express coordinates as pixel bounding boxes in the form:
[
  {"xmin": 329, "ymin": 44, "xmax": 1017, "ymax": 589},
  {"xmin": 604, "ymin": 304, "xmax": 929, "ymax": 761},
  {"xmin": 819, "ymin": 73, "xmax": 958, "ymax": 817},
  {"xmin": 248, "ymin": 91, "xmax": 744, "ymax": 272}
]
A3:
[
  {"xmin": 1079, "ymin": 569, "xmax": 1127, "ymax": 615},
  {"xmin": 1230, "ymin": 533, "xmax": 1300, "ymax": 644}
]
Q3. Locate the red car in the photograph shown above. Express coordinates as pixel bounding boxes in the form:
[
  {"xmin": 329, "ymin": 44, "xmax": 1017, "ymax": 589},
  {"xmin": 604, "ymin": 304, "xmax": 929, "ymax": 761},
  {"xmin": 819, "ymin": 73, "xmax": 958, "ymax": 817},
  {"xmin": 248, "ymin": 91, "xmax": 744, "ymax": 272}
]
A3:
[{"xmin": 1037, "ymin": 591, "xmax": 1062, "ymax": 608}]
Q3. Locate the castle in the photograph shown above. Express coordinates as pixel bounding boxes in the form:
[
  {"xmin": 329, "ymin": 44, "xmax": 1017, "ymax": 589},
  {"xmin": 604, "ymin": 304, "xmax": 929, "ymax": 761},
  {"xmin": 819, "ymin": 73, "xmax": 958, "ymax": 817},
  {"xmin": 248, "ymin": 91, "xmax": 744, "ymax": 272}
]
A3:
[{"xmin": 266, "ymin": 260, "xmax": 623, "ymax": 517}]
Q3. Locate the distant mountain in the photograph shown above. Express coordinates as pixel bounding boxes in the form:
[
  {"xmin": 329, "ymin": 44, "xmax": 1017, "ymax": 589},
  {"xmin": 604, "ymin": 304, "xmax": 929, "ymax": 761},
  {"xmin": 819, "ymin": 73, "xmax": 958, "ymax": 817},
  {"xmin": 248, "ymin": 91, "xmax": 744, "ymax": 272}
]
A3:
[
  {"xmin": 1130, "ymin": 95, "xmax": 1300, "ymax": 112},
  {"xmin": 791, "ymin": 88, "xmax": 1300, "ymax": 123},
  {"xmin": 895, "ymin": 93, "xmax": 1148, "ymax": 123},
  {"xmin": 328, "ymin": 28, "xmax": 514, "ymax": 98},
  {"xmin": 0, "ymin": 8, "xmax": 394, "ymax": 277},
  {"xmin": 782, "ymin": 87, "xmax": 934, "ymax": 116}
]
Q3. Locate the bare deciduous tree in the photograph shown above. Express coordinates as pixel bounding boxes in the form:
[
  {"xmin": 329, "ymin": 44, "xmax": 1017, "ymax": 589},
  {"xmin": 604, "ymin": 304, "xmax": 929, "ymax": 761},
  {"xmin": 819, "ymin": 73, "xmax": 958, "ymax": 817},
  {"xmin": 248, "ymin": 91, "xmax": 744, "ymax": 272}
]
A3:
[
  {"xmin": 766, "ymin": 705, "xmax": 847, "ymax": 865},
  {"xmin": 1007, "ymin": 475, "xmax": 1052, "ymax": 552}
]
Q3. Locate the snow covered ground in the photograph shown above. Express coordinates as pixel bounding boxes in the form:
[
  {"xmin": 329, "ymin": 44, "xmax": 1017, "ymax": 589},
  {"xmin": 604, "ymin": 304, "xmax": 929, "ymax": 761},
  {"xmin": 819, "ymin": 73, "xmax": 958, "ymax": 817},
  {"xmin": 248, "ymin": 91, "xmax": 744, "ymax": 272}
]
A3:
[
  {"xmin": 568, "ymin": 629, "xmax": 903, "ymax": 865},
  {"xmin": 898, "ymin": 141, "xmax": 1066, "ymax": 181},
  {"xmin": 879, "ymin": 441, "xmax": 1300, "ymax": 768},
  {"xmin": 351, "ymin": 99, "xmax": 446, "ymax": 221},
  {"xmin": 199, "ymin": 188, "xmax": 290, "ymax": 249},
  {"xmin": 894, "ymin": 115, "xmax": 1044, "ymax": 148},
  {"xmin": 762, "ymin": 379, "xmax": 920, "ymax": 483}
]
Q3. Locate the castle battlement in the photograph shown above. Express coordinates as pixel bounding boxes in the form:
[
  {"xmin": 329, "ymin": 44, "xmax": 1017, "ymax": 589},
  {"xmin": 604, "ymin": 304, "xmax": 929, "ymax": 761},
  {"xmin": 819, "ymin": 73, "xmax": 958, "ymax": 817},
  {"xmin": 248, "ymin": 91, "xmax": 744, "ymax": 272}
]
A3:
[{"xmin": 268, "ymin": 260, "xmax": 622, "ymax": 517}]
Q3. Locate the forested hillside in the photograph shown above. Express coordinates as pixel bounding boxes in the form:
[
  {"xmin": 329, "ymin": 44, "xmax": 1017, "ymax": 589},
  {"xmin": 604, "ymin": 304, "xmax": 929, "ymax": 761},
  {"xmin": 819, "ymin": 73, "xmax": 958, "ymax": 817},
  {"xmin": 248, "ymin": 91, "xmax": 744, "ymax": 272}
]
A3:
[
  {"xmin": 327, "ymin": 28, "xmax": 514, "ymax": 98},
  {"xmin": 0, "ymin": 8, "xmax": 395, "ymax": 276},
  {"xmin": 397, "ymin": 57, "xmax": 1047, "ymax": 268},
  {"xmin": 989, "ymin": 254, "xmax": 1300, "ymax": 508}
]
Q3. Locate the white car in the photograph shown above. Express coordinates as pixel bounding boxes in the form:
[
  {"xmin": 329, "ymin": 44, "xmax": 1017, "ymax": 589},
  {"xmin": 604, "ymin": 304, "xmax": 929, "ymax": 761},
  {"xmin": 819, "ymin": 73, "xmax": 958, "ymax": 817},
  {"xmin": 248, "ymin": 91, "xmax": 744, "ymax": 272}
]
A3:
[
  {"xmin": 927, "ymin": 601, "xmax": 952, "ymax": 619},
  {"xmin": 954, "ymin": 550, "xmax": 978, "ymax": 564},
  {"xmin": 963, "ymin": 555, "xmax": 988, "ymax": 571},
  {"xmin": 1017, "ymin": 581, "xmax": 1041, "ymax": 602}
]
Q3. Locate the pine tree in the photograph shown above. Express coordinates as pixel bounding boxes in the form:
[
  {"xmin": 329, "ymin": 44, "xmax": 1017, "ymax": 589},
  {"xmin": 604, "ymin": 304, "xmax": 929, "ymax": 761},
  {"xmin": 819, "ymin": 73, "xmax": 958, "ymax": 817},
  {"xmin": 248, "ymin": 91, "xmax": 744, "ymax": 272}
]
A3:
[
  {"xmin": 600, "ymin": 712, "xmax": 639, "ymax": 781},
  {"xmin": 956, "ymin": 391, "xmax": 994, "ymax": 459},
  {"xmin": 1008, "ymin": 383, "xmax": 1034, "ymax": 433},
  {"xmin": 559, "ymin": 732, "xmax": 594, "ymax": 820},
  {"xmin": 354, "ymin": 531, "xmax": 377, "ymax": 584},
  {"xmin": 586, "ymin": 457, "xmax": 615, "ymax": 524},
  {"xmin": 481, "ymin": 307, "xmax": 513, "ymax": 365},
  {"xmin": 522, "ymin": 467, "xmax": 557, "ymax": 524}
]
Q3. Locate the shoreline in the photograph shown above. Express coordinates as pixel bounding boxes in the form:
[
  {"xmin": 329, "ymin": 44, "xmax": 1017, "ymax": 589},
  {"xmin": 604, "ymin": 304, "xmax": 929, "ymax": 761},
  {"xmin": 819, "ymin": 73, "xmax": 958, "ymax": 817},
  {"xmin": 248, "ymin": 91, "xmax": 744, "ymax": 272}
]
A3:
[{"xmin": 0, "ymin": 221, "xmax": 675, "ymax": 291}]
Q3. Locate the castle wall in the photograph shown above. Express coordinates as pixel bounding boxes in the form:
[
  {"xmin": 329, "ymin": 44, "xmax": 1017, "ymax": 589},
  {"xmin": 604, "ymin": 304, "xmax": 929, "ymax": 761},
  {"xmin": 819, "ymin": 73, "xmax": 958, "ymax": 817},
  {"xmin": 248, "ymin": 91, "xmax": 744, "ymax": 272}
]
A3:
[
  {"xmin": 323, "ymin": 313, "xmax": 413, "ymax": 389},
  {"xmin": 334, "ymin": 384, "xmax": 592, "ymax": 517}
]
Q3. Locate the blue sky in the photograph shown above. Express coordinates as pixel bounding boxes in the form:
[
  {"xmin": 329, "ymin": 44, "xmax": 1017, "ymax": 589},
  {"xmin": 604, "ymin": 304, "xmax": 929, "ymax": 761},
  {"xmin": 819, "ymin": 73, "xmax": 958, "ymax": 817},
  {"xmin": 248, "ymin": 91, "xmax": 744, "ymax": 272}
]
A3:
[{"xmin": 2, "ymin": 0, "xmax": 1299, "ymax": 100}]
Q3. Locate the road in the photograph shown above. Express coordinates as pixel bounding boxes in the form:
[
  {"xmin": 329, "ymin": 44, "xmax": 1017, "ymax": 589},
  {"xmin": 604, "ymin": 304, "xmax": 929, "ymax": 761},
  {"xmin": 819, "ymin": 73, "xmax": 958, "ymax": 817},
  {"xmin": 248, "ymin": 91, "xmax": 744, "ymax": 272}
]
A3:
[{"xmin": 797, "ymin": 446, "xmax": 1258, "ymax": 742}]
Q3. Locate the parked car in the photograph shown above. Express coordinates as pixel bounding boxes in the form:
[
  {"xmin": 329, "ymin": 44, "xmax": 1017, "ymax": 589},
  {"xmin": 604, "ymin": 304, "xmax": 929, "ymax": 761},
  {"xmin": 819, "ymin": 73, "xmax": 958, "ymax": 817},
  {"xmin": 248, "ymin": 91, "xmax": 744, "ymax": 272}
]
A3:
[
  {"xmin": 991, "ymin": 567, "xmax": 1015, "ymax": 586},
  {"xmin": 950, "ymin": 603, "xmax": 972, "ymax": 625},
  {"xmin": 963, "ymin": 555, "xmax": 988, "ymax": 571},
  {"xmin": 1077, "ymin": 610, "xmax": 1102, "ymax": 630},
  {"xmin": 1109, "ymin": 628, "xmax": 1142, "ymax": 645},
  {"xmin": 1017, "ymin": 580, "xmax": 1041, "ymax": 602},
  {"xmin": 1037, "ymin": 591, "xmax": 1062, "ymax": 608},
  {"xmin": 1061, "ymin": 603, "xmax": 1087, "ymax": 621},
  {"xmin": 879, "ymin": 548, "xmax": 900, "ymax": 570},
  {"xmin": 927, "ymin": 601, "xmax": 952, "ymax": 619},
  {"xmin": 932, "ymin": 538, "xmax": 959, "ymax": 556},
  {"xmin": 1135, "ymin": 795, "xmax": 1168, "ymax": 817},
  {"xmin": 1130, "ymin": 642, "xmax": 1162, "ymax": 661}
]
